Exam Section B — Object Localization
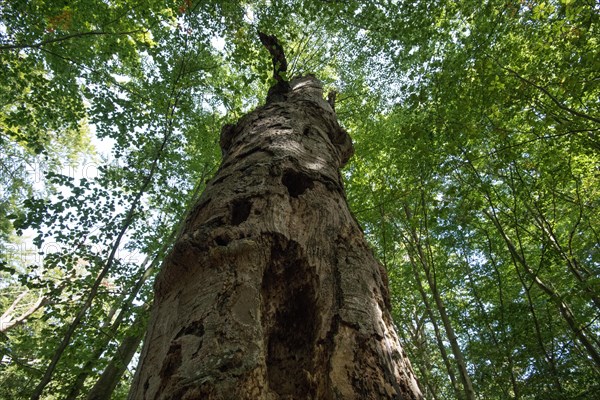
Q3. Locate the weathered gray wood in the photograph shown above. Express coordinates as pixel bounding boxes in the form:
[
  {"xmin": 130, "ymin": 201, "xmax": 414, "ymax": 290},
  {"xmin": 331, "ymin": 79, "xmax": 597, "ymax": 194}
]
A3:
[{"xmin": 128, "ymin": 75, "xmax": 422, "ymax": 400}]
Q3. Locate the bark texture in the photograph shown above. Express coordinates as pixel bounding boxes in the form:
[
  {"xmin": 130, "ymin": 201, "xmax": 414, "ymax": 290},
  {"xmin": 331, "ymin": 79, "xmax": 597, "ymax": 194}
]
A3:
[
  {"xmin": 128, "ymin": 75, "xmax": 422, "ymax": 400},
  {"xmin": 87, "ymin": 329, "xmax": 143, "ymax": 400}
]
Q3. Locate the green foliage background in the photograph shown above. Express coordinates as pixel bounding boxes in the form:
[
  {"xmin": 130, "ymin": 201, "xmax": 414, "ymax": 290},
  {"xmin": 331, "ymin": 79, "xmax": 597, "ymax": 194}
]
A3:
[{"xmin": 1, "ymin": 0, "xmax": 598, "ymax": 399}]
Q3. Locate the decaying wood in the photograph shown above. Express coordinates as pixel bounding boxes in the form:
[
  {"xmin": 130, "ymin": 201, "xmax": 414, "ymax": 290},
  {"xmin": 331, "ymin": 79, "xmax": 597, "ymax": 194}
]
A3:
[
  {"xmin": 258, "ymin": 31, "xmax": 291, "ymax": 104},
  {"xmin": 128, "ymin": 75, "xmax": 422, "ymax": 399}
]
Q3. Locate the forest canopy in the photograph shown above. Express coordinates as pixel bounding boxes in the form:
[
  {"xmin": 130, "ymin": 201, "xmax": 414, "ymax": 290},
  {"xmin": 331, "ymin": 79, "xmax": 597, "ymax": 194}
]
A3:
[{"xmin": 1, "ymin": 0, "xmax": 599, "ymax": 399}]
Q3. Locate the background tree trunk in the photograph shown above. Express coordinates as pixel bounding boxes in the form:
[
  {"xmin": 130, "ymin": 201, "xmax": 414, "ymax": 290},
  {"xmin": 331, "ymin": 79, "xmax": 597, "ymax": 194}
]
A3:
[
  {"xmin": 86, "ymin": 328, "xmax": 144, "ymax": 400},
  {"xmin": 128, "ymin": 75, "xmax": 422, "ymax": 400}
]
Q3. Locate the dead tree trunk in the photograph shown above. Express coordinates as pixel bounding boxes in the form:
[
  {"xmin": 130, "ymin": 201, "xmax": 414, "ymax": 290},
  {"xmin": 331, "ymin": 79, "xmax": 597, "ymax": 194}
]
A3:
[{"xmin": 128, "ymin": 74, "xmax": 422, "ymax": 399}]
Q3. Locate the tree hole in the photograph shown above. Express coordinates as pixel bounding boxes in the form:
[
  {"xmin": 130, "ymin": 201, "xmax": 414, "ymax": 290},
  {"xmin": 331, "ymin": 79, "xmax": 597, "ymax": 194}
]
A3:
[
  {"xmin": 214, "ymin": 235, "xmax": 230, "ymax": 246},
  {"xmin": 282, "ymin": 170, "xmax": 314, "ymax": 198},
  {"xmin": 231, "ymin": 198, "xmax": 252, "ymax": 226},
  {"xmin": 262, "ymin": 235, "xmax": 319, "ymax": 398},
  {"xmin": 159, "ymin": 343, "xmax": 182, "ymax": 381}
]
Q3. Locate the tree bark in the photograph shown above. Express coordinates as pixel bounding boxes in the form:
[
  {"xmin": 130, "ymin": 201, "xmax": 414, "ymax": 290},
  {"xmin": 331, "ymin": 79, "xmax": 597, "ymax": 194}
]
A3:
[
  {"xmin": 128, "ymin": 75, "xmax": 422, "ymax": 399},
  {"xmin": 86, "ymin": 328, "xmax": 144, "ymax": 400}
]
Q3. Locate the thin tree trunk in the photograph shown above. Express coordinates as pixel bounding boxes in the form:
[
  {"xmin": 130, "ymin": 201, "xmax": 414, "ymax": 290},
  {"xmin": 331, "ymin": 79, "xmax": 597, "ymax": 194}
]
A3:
[
  {"xmin": 485, "ymin": 233, "xmax": 524, "ymax": 397},
  {"xmin": 460, "ymin": 249, "xmax": 517, "ymax": 399},
  {"xmin": 398, "ymin": 312, "xmax": 441, "ymax": 400},
  {"xmin": 64, "ymin": 224, "xmax": 180, "ymax": 400},
  {"xmin": 511, "ymin": 166, "xmax": 600, "ymax": 310},
  {"xmin": 485, "ymin": 208, "xmax": 600, "ymax": 369},
  {"xmin": 86, "ymin": 327, "xmax": 144, "ymax": 400},
  {"xmin": 403, "ymin": 244, "xmax": 461, "ymax": 399},
  {"xmin": 518, "ymin": 266, "xmax": 563, "ymax": 392},
  {"xmin": 412, "ymin": 257, "xmax": 462, "ymax": 398},
  {"xmin": 464, "ymin": 157, "xmax": 600, "ymax": 370},
  {"xmin": 65, "ymin": 268, "xmax": 157, "ymax": 400},
  {"xmin": 29, "ymin": 55, "xmax": 189, "ymax": 400},
  {"xmin": 65, "ymin": 173, "xmax": 209, "ymax": 399},
  {"xmin": 128, "ymin": 75, "xmax": 422, "ymax": 399},
  {"xmin": 402, "ymin": 202, "xmax": 476, "ymax": 400},
  {"xmin": 29, "ymin": 122, "xmax": 172, "ymax": 400}
]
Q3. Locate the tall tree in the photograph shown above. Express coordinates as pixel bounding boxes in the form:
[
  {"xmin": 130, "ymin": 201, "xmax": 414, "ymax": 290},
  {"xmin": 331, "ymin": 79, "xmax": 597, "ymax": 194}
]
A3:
[{"xmin": 128, "ymin": 34, "xmax": 422, "ymax": 400}]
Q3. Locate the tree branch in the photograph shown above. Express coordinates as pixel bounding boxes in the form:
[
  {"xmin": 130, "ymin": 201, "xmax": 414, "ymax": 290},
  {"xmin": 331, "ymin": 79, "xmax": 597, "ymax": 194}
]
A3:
[
  {"xmin": 0, "ymin": 30, "xmax": 143, "ymax": 51},
  {"xmin": 0, "ymin": 292, "xmax": 47, "ymax": 333},
  {"xmin": 500, "ymin": 64, "xmax": 600, "ymax": 125}
]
